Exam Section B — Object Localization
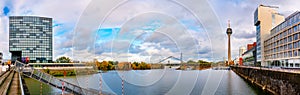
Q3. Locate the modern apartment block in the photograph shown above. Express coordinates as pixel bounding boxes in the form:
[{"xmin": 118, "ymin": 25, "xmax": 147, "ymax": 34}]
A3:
[
  {"xmin": 9, "ymin": 16, "xmax": 53, "ymax": 63},
  {"xmin": 254, "ymin": 5, "xmax": 284, "ymax": 66},
  {"xmin": 264, "ymin": 11, "xmax": 300, "ymax": 68},
  {"xmin": 241, "ymin": 43, "xmax": 257, "ymax": 66},
  {"xmin": 239, "ymin": 46, "xmax": 246, "ymax": 57}
]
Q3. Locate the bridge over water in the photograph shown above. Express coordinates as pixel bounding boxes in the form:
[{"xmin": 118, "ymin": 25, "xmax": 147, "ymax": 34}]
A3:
[
  {"xmin": 6, "ymin": 61, "xmax": 114, "ymax": 95},
  {"xmin": 0, "ymin": 56, "xmax": 228, "ymax": 95}
]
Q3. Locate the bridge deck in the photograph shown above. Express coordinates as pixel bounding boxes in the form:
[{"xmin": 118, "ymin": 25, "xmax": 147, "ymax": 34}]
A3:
[
  {"xmin": 8, "ymin": 72, "xmax": 20, "ymax": 95},
  {"xmin": 15, "ymin": 61, "xmax": 114, "ymax": 95},
  {"xmin": 0, "ymin": 68, "xmax": 21, "ymax": 95},
  {"xmin": 21, "ymin": 67, "xmax": 98, "ymax": 95}
]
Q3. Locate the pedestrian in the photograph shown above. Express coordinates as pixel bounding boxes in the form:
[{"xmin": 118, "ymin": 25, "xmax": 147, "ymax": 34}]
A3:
[{"xmin": 7, "ymin": 60, "xmax": 11, "ymax": 71}]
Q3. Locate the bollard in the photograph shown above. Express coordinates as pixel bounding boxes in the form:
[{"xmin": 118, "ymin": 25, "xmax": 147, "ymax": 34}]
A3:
[
  {"xmin": 122, "ymin": 72, "xmax": 125, "ymax": 95},
  {"xmin": 40, "ymin": 82, "xmax": 43, "ymax": 95},
  {"xmin": 99, "ymin": 73, "xmax": 102, "ymax": 95},
  {"xmin": 62, "ymin": 82, "xmax": 64, "ymax": 95},
  {"xmin": 62, "ymin": 70, "xmax": 66, "ymax": 95}
]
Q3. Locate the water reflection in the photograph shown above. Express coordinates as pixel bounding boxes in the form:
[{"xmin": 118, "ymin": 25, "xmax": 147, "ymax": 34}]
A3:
[{"xmin": 25, "ymin": 69, "xmax": 263, "ymax": 95}]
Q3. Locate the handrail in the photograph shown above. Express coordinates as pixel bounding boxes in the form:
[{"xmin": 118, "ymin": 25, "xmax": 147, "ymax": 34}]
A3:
[
  {"xmin": 19, "ymin": 73, "xmax": 25, "ymax": 95},
  {"xmin": 14, "ymin": 61, "xmax": 100, "ymax": 95}
]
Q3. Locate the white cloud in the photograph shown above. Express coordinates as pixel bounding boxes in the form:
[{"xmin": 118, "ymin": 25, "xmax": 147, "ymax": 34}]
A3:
[
  {"xmin": 208, "ymin": 0, "xmax": 300, "ymax": 60},
  {"xmin": 1, "ymin": 0, "xmax": 300, "ymax": 62},
  {"xmin": 0, "ymin": 0, "xmax": 91, "ymax": 59}
]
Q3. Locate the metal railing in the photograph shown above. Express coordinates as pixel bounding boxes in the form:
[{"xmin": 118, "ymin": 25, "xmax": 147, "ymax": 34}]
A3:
[
  {"xmin": 19, "ymin": 73, "xmax": 25, "ymax": 95},
  {"xmin": 14, "ymin": 61, "xmax": 99, "ymax": 95}
]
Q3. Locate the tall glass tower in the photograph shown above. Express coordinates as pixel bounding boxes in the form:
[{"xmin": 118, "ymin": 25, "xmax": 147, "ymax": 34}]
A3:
[
  {"xmin": 254, "ymin": 5, "xmax": 284, "ymax": 66},
  {"xmin": 9, "ymin": 16, "xmax": 53, "ymax": 63}
]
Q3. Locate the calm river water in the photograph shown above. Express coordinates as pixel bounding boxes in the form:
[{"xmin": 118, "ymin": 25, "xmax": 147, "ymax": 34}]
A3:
[{"xmin": 25, "ymin": 69, "xmax": 264, "ymax": 95}]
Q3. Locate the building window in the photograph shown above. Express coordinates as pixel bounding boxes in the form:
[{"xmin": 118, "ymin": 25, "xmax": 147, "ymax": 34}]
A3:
[
  {"xmin": 284, "ymin": 31, "xmax": 287, "ymax": 36},
  {"xmin": 294, "ymin": 42, "xmax": 298, "ymax": 49},
  {"xmin": 289, "ymin": 51, "xmax": 292, "ymax": 57},
  {"xmin": 294, "ymin": 34, "xmax": 299, "ymax": 40},
  {"xmin": 289, "ymin": 44, "xmax": 293, "ymax": 49},
  {"xmin": 284, "ymin": 38, "xmax": 287, "ymax": 43},
  {"xmin": 272, "ymin": 14, "xmax": 276, "ymax": 27},
  {"xmin": 288, "ymin": 36, "xmax": 293, "ymax": 42}
]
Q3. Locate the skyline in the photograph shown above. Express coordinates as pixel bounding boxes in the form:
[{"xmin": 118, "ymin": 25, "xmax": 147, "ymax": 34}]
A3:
[{"xmin": 1, "ymin": 0, "xmax": 300, "ymax": 62}]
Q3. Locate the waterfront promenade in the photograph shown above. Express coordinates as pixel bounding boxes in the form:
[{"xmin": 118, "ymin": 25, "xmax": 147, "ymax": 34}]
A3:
[
  {"xmin": 0, "ymin": 65, "xmax": 22, "ymax": 95},
  {"xmin": 231, "ymin": 66, "xmax": 300, "ymax": 95},
  {"xmin": 238, "ymin": 65, "xmax": 300, "ymax": 74}
]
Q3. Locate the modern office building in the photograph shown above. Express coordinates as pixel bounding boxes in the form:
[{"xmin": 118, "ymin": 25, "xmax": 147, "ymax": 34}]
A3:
[
  {"xmin": 236, "ymin": 47, "xmax": 246, "ymax": 65},
  {"xmin": 264, "ymin": 11, "xmax": 300, "ymax": 68},
  {"xmin": 239, "ymin": 47, "xmax": 246, "ymax": 57},
  {"xmin": 254, "ymin": 5, "xmax": 284, "ymax": 66},
  {"xmin": 9, "ymin": 16, "xmax": 53, "ymax": 63},
  {"xmin": 241, "ymin": 42, "xmax": 257, "ymax": 66},
  {"xmin": 247, "ymin": 42, "xmax": 256, "ymax": 51}
]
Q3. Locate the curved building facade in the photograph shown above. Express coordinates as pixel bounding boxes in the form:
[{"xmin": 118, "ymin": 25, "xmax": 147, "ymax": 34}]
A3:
[
  {"xmin": 254, "ymin": 5, "xmax": 284, "ymax": 66},
  {"xmin": 264, "ymin": 11, "xmax": 300, "ymax": 68}
]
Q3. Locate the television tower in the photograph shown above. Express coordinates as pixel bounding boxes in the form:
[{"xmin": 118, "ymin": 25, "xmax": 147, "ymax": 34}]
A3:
[{"xmin": 226, "ymin": 20, "xmax": 233, "ymax": 65}]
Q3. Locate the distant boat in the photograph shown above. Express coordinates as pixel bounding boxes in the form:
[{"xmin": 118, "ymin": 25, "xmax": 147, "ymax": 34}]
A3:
[
  {"xmin": 186, "ymin": 67, "xmax": 192, "ymax": 70},
  {"xmin": 165, "ymin": 66, "xmax": 180, "ymax": 70},
  {"xmin": 212, "ymin": 67, "xmax": 230, "ymax": 70}
]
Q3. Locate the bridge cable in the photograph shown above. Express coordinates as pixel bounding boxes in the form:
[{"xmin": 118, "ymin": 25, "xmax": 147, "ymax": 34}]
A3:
[
  {"xmin": 86, "ymin": 70, "xmax": 89, "ymax": 94},
  {"xmin": 99, "ymin": 70, "xmax": 102, "ymax": 95},
  {"xmin": 40, "ymin": 82, "xmax": 43, "ymax": 95},
  {"xmin": 121, "ymin": 67, "xmax": 125, "ymax": 95}
]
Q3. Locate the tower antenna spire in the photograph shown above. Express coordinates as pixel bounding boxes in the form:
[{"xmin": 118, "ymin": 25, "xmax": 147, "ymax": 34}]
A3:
[{"xmin": 228, "ymin": 20, "xmax": 230, "ymax": 28}]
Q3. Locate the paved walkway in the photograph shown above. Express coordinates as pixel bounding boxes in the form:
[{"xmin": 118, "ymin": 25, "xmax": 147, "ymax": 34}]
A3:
[
  {"xmin": 0, "ymin": 65, "xmax": 9, "ymax": 74},
  {"xmin": 237, "ymin": 66, "xmax": 300, "ymax": 74},
  {"xmin": 8, "ymin": 72, "xmax": 20, "ymax": 95}
]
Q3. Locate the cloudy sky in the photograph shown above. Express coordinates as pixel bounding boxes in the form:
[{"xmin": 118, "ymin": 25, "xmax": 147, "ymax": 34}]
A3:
[{"xmin": 0, "ymin": 0, "xmax": 300, "ymax": 62}]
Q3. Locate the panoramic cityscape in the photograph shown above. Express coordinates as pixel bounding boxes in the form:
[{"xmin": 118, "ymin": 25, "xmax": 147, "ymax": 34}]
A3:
[{"xmin": 0, "ymin": 0, "xmax": 300, "ymax": 95}]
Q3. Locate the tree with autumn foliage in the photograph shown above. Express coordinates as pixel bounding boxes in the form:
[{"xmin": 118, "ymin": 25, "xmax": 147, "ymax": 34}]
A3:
[
  {"xmin": 130, "ymin": 62, "xmax": 151, "ymax": 70},
  {"xmin": 95, "ymin": 60, "xmax": 115, "ymax": 71}
]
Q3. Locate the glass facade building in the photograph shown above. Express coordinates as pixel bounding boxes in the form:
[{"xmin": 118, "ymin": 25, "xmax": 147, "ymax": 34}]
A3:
[
  {"xmin": 9, "ymin": 16, "xmax": 53, "ymax": 63},
  {"xmin": 254, "ymin": 5, "xmax": 284, "ymax": 66},
  {"xmin": 264, "ymin": 11, "xmax": 300, "ymax": 68}
]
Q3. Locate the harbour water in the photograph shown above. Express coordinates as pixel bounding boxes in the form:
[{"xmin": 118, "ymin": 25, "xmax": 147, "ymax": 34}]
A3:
[{"xmin": 25, "ymin": 69, "xmax": 264, "ymax": 95}]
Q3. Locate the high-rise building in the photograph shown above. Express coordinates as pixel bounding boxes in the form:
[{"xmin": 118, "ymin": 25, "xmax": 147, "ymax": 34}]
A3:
[
  {"xmin": 264, "ymin": 11, "xmax": 300, "ymax": 68},
  {"xmin": 239, "ymin": 46, "xmax": 246, "ymax": 57},
  {"xmin": 254, "ymin": 5, "xmax": 284, "ymax": 66},
  {"xmin": 9, "ymin": 16, "xmax": 53, "ymax": 63},
  {"xmin": 247, "ymin": 42, "xmax": 256, "ymax": 51},
  {"xmin": 241, "ymin": 42, "xmax": 257, "ymax": 66}
]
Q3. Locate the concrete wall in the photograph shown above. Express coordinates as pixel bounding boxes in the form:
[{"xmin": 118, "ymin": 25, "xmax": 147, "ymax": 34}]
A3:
[{"xmin": 231, "ymin": 66, "xmax": 300, "ymax": 95}]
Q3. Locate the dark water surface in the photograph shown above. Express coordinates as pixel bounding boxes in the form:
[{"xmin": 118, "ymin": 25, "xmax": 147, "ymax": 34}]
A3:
[{"xmin": 25, "ymin": 69, "xmax": 263, "ymax": 95}]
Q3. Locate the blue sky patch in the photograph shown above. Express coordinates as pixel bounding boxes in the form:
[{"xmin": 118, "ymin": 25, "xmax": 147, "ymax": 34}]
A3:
[{"xmin": 3, "ymin": 6, "xmax": 10, "ymax": 16}]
